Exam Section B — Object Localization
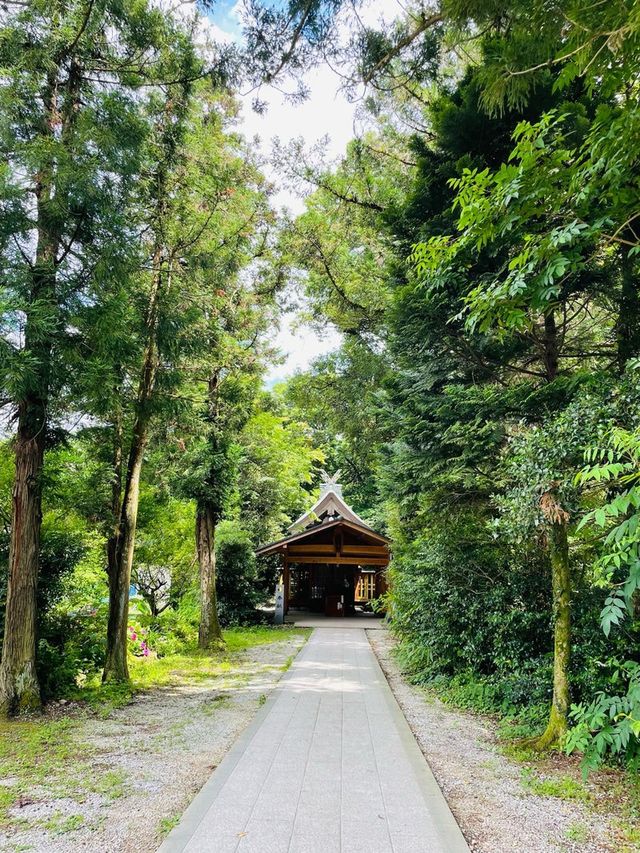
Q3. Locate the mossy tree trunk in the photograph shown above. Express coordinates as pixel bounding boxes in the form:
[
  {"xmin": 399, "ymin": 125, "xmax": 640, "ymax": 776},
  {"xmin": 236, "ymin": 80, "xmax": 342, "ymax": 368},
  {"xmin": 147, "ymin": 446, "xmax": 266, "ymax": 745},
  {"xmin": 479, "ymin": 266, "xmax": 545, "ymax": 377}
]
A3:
[
  {"xmin": 535, "ymin": 518, "xmax": 571, "ymax": 750},
  {"xmin": 103, "ymin": 409, "xmax": 153, "ymax": 682},
  {"xmin": 196, "ymin": 505, "xmax": 224, "ymax": 650},
  {"xmin": 0, "ymin": 418, "xmax": 46, "ymax": 715}
]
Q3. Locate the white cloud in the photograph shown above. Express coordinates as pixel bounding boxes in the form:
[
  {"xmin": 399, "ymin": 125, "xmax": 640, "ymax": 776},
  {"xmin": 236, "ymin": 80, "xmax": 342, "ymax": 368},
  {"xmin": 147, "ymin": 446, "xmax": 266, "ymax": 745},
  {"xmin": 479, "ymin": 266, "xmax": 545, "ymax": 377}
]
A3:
[
  {"xmin": 266, "ymin": 321, "xmax": 343, "ymax": 387},
  {"xmin": 238, "ymin": 68, "xmax": 356, "ymax": 214},
  {"xmin": 206, "ymin": 0, "xmax": 402, "ymax": 381}
]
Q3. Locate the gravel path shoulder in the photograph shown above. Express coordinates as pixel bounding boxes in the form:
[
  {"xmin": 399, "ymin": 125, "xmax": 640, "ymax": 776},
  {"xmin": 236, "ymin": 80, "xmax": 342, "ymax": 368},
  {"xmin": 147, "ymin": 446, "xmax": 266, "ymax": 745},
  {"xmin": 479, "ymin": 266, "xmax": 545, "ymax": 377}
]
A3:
[
  {"xmin": 0, "ymin": 634, "xmax": 307, "ymax": 853},
  {"xmin": 369, "ymin": 630, "xmax": 619, "ymax": 853}
]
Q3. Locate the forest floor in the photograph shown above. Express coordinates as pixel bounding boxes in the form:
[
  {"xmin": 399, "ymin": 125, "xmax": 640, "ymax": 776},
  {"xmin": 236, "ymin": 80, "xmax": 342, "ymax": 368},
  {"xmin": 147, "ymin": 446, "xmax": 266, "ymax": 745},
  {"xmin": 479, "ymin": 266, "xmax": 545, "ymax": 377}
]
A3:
[
  {"xmin": 369, "ymin": 630, "xmax": 640, "ymax": 853},
  {"xmin": 0, "ymin": 627, "xmax": 309, "ymax": 853}
]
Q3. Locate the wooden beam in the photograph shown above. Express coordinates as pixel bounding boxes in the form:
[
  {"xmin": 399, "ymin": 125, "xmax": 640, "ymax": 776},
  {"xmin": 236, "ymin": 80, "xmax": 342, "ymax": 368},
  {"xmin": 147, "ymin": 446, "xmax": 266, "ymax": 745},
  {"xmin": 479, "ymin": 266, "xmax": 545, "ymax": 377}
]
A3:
[
  {"xmin": 288, "ymin": 555, "xmax": 388, "ymax": 566},
  {"xmin": 342, "ymin": 545, "xmax": 389, "ymax": 556},
  {"xmin": 288, "ymin": 544, "xmax": 336, "ymax": 555}
]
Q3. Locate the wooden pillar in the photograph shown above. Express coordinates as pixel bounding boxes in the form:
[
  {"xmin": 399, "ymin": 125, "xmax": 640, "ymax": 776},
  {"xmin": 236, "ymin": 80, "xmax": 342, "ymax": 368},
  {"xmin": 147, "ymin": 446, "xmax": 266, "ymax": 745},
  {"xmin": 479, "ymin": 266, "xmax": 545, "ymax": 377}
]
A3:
[{"xmin": 283, "ymin": 556, "xmax": 290, "ymax": 615}]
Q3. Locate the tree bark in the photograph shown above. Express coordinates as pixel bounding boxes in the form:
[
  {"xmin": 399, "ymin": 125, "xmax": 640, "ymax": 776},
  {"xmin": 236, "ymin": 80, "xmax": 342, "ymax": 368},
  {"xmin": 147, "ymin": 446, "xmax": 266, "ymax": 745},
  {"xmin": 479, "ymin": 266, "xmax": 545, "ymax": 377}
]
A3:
[
  {"xmin": 106, "ymin": 406, "xmax": 123, "ymax": 593},
  {"xmin": 0, "ymin": 416, "xmax": 46, "ymax": 715},
  {"xmin": 535, "ymin": 520, "xmax": 571, "ymax": 750},
  {"xmin": 103, "ymin": 414, "xmax": 151, "ymax": 682},
  {"xmin": 103, "ymin": 252, "xmax": 164, "ymax": 683},
  {"xmin": 616, "ymin": 244, "xmax": 640, "ymax": 372},
  {"xmin": 542, "ymin": 310, "xmax": 559, "ymax": 382},
  {"xmin": 196, "ymin": 505, "xmax": 224, "ymax": 650},
  {"xmin": 0, "ymin": 72, "xmax": 60, "ymax": 716}
]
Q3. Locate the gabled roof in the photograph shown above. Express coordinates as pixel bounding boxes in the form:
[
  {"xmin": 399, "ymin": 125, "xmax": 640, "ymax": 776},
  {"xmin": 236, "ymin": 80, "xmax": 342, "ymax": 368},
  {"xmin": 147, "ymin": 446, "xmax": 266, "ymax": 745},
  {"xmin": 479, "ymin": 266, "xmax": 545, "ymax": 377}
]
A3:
[
  {"xmin": 288, "ymin": 486, "xmax": 372, "ymax": 533},
  {"xmin": 288, "ymin": 470, "xmax": 373, "ymax": 533},
  {"xmin": 256, "ymin": 516, "xmax": 390, "ymax": 558},
  {"xmin": 256, "ymin": 471, "xmax": 389, "ymax": 561}
]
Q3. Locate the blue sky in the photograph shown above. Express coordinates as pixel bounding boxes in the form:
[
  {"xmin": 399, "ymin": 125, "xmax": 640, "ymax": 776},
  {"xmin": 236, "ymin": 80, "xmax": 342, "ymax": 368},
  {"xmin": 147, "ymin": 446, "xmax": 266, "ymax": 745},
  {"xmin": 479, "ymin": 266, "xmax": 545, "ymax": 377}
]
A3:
[{"xmin": 208, "ymin": 0, "xmax": 243, "ymax": 40}]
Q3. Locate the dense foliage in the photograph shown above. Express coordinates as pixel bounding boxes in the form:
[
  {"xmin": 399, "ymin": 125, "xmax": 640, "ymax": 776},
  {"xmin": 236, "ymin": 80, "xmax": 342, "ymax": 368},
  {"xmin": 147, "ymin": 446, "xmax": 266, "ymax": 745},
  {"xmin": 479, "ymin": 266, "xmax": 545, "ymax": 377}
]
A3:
[
  {"xmin": 1, "ymin": 0, "xmax": 640, "ymax": 780},
  {"xmin": 274, "ymin": 0, "xmax": 640, "ymax": 770}
]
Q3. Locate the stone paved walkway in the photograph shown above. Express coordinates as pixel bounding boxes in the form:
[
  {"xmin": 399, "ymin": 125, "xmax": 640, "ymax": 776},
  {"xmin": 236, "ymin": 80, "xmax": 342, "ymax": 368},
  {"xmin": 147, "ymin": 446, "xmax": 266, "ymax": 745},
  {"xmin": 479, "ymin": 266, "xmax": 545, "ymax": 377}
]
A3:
[{"xmin": 158, "ymin": 628, "xmax": 469, "ymax": 853}]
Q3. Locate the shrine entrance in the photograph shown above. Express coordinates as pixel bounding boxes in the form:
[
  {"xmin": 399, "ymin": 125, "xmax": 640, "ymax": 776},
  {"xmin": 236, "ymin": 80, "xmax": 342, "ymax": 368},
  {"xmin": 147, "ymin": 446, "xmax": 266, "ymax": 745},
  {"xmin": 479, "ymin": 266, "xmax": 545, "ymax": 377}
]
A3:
[{"xmin": 256, "ymin": 472, "xmax": 390, "ymax": 618}]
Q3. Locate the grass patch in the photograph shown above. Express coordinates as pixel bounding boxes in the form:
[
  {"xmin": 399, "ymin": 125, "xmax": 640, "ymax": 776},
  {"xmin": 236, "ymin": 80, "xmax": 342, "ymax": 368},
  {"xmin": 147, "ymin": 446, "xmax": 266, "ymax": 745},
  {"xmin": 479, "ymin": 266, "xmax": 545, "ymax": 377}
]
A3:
[
  {"xmin": 280, "ymin": 654, "xmax": 296, "ymax": 672},
  {"xmin": 0, "ymin": 719, "xmax": 81, "ymax": 786},
  {"xmin": 0, "ymin": 786, "xmax": 20, "ymax": 824},
  {"xmin": 520, "ymin": 768, "xmax": 591, "ymax": 803},
  {"xmin": 0, "ymin": 718, "xmax": 110, "ymax": 831},
  {"xmin": 89, "ymin": 770, "xmax": 128, "ymax": 801},
  {"xmin": 158, "ymin": 814, "xmax": 180, "ymax": 836},
  {"xmin": 616, "ymin": 821, "xmax": 640, "ymax": 853},
  {"xmin": 565, "ymin": 822, "xmax": 590, "ymax": 843},
  {"xmin": 608, "ymin": 775, "xmax": 640, "ymax": 851},
  {"xmin": 42, "ymin": 812, "xmax": 85, "ymax": 835},
  {"xmin": 222, "ymin": 625, "xmax": 309, "ymax": 653},
  {"xmin": 71, "ymin": 625, "xmax": 309, "ymax": 713}
]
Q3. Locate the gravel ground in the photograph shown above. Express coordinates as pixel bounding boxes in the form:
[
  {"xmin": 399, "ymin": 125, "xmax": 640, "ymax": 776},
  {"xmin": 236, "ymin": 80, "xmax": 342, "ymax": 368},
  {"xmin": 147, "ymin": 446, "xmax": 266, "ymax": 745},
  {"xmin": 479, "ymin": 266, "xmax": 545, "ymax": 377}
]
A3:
[
  {"xmin": 369, "ymin": 630, "xmax": 621, "ymax": 853},
  {"xmin": 0, "ymin": 634, "xmax": 306, "ymax": 853}
]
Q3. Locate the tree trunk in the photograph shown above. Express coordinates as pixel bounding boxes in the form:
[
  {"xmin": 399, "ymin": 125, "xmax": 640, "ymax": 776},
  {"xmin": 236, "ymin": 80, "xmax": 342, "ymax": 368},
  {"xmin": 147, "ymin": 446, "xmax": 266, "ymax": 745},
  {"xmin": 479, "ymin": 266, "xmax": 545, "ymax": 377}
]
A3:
[
  {"xmin": 535, "ymin": 520, "xmax": 571, "ymax": 750},
  {"xmin": 0, "ymin": 412, "xmax": 46, "ymax": 715},
  {"xmin": 106, "ymin": 407, "xmax": 123, "ymax": 596},
  {"xmin": 196, "ymin": 504, "xmax": 224, "ymax": 650},
  {"xmin": 103, "ymin": 416, "xmax": 150, "ymax": 682},
  {"xmin": 0, "ymin": 73, "xmax": 61, "ymax": 716},
  {"xmin": 103, "ymin": 252, "xmax": 164, "ymax": 683},
  {"xmin": 542, "ymin": 310, "xmax": 559, "ymax": 382},
  {"xmin": 617, "ymin": 244, "xmax": 640, "ymax": 372}
]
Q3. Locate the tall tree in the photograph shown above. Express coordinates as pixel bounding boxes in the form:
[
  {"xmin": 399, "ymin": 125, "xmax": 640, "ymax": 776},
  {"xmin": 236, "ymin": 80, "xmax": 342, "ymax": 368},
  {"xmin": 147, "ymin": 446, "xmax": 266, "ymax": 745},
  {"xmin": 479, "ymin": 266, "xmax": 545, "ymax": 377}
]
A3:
[
  {"xmin": 0, "ymin": 0, "xmax": 160, "ymax": 714},
  {"xmin": 103, "ymin": 35, "xmax": 202, "ymax": 682}
]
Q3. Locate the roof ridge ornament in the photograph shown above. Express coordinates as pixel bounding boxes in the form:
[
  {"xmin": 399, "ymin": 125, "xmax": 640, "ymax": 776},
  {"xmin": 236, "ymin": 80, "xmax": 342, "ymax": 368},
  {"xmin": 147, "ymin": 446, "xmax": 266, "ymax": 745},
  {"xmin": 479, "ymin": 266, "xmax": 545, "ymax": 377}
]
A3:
[
  {"xmin": 286, "ymin": 469, "xmax": 373, "ymax": 533},
  {"xmin": 319, "ymin": 469, "xmax": 343, "ymax": 497}
]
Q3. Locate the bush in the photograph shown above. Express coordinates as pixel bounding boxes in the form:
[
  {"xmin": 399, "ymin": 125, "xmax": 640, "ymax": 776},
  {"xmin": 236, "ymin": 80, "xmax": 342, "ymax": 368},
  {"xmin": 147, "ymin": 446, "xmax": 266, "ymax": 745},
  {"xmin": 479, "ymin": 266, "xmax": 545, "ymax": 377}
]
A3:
[
  {"xmin": 216, "ymin": 521, "xmax": 263, "ymax": 626},
  {"xmin": 38, "ymin": 604, "xmax": 108, "ymax": 697},
  {"xmin": 143, "ymin": 593, "xmax": 200, "ymax": 655},
  {"xmin": 390, "ymin": 510, "xmax": 552, "ymax": 703}
]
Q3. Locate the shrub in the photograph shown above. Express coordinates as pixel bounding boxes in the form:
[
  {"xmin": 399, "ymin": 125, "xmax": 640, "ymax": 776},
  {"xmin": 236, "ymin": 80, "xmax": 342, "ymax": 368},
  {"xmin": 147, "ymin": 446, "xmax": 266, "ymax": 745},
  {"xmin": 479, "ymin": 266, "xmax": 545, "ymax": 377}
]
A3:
[{"xmin": 216, "ymin": 521, "xmax": 263, "ymax": 626}]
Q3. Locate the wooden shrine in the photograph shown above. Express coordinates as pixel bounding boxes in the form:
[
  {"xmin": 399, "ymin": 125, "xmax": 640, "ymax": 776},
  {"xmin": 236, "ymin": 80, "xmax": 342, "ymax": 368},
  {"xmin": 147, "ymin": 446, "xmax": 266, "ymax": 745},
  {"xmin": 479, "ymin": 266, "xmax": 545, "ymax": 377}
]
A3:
[{"xmin": 256, "ymin": 472, "xmax": 390, "ymax": 617}]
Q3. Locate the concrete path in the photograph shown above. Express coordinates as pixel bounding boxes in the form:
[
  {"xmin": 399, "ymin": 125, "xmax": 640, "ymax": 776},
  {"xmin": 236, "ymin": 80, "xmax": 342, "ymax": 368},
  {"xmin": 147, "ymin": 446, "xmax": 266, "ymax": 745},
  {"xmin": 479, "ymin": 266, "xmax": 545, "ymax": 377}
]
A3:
[
  {"xmin": 158, "ymin": 629, "xmax": 469, "ymax": 853},
  {"xmin": 286, "ymin": 612, "xmax": 387, "ymax": 630}
]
